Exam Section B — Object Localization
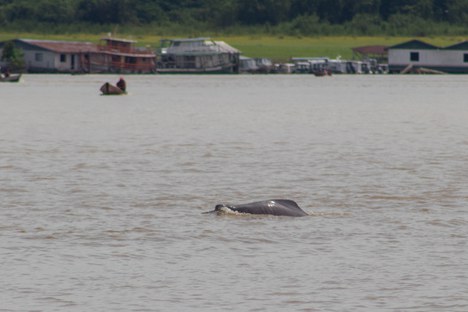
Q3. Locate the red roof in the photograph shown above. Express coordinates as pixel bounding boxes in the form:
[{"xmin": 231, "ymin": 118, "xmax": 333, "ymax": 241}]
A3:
[
  {"xmin": 101, "ymin": 37, "xmax": 136, "ymax": 44},
  {"xmin": 20, "ymin": 39, "xmax": 100, "ymax": 53},
  {"xmin": 352, "ymin": 45, "xmax": 388, "ymax": 55}
]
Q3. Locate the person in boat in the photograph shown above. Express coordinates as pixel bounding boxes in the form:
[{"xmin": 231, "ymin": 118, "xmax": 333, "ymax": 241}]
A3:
[
  {"xmin": 1, "ymin": 67, "xmax": 10, "ymax": 78},
  {"xmin": 116, "ymin": 77, "xmax": 126, "ymax": 92}
]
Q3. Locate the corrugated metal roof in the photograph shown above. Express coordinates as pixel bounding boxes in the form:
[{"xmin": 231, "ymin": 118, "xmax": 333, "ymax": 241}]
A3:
[
  {"xmin": 214, "ymin": 41, "xmax": 240, "ymax": 54},
  {"xmin": 165, "ymin": 40, "xmax": 239, "ymax": 56},
  {"xmin": 166, "ymin": 37, "xmax": 210, "ymax": 43},
  {"xmin": 352, "ymin": 45, "xmax": 388, "ymax": 55},
  {"xmin": 19, "ymin": 39, "xmax": 99, "ymax": 53},
  {"xmin": 101, "ymin": 37, "xmax": 136, "ymax": 43}
]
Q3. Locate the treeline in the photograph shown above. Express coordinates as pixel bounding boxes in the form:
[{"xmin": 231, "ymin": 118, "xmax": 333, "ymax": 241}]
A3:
[{"xmin": 1, "ymin": 0, "xmax": 468, "ymax": 36}]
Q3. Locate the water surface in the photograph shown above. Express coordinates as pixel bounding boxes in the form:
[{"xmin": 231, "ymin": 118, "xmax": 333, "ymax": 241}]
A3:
[{"xmin": 1, "ymin": 74, "xmax": 468, "ymax": 311}]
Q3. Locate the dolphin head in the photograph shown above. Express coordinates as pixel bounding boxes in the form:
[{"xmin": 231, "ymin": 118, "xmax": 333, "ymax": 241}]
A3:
[
  {"xmin": 203, "ymin": 204, "xmax": 228, "ymax": 214},
  {"xmin": 215, "ymin": 204, "xmax": 227, "ymax": 211}
]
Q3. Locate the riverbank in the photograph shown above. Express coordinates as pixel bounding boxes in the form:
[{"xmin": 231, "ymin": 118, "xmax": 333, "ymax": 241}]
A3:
[{"xmin": 1, "ymin": 33, "xmax": 467, "ymax": 62}]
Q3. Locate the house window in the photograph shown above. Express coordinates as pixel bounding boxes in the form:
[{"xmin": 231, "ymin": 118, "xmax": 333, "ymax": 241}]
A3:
[
  {"xmin": 125, "ymin": 57, "xmax": 137, "ymax": 64},
  {"xmin": 464, "ymin": 54, "xmax": 468, "ymax": 63},
  {"xmin": 60, "ymin": 54, "xmax": 67, "ymax": 63},
  {"xmin": 35, "ymin": 53, "xmax": 43, "ymax": 62},
  {"xmin": 410, "ymin": 52, "xmax": 419, "ymax": 62}
]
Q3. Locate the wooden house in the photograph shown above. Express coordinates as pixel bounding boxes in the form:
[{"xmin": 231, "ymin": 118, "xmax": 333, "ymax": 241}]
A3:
[
  {"xmin": 0, "ymin": 39, "xmax": 98, "ymax": 73},
  {"xmin": 0, "ymin": 37, "xmax": 156, "ymax": 74},
  {"xmin": 91, "ymin": 37, "xmax": 156, "ymax": 74}
]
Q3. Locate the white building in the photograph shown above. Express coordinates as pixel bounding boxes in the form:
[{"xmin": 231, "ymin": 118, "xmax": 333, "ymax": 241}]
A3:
[{"xmin": 388, "ymin": 39, "xmax": 468, "ymax": 73}]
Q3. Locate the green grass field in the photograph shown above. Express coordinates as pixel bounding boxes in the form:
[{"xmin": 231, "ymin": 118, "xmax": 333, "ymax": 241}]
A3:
[
  {"xmin": 218, "ymin": 35, "xmax": 468, "ymax": 61},
  {"xmin": 2, "ymin": 32, "xmax": 467, "ymax": 62}
]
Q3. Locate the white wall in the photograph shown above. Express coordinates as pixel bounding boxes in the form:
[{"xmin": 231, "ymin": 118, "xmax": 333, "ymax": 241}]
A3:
[
  {"xmin": 389, "ymin": 49, "xmax": 468, "ymax": 69},
  {"xmin": 23, "ymin": 50, "xmax": 55, "ymax": 70},
  {"xmin": 54, "ymin": 54, "xmax": 81, "ymax": 71},
  {"xmin": 22, "ymin": 50, "xmax": 83, "ymax": 72}
]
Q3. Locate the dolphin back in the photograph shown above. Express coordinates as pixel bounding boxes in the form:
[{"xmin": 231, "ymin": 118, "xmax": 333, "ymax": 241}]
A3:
[{"xmin": 230, "ymin": 199, "xmax": 308, "ymax": 217}]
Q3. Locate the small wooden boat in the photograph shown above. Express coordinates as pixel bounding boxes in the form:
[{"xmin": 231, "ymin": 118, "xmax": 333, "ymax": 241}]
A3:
[
  {"xmin": 100, "ymin": 82, "xmax": 126, "ymax": 95},
  {"xmin": 0, "ymin": 73, "xmax": 21, "ymax": 82},
  {"xmin": 313, "ymin": 70, "xmax": 331, "ymax": 77}
]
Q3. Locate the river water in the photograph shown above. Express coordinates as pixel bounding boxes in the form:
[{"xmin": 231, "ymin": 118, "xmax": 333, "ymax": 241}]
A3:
[{"xmin": 1, "ymin": 74, "xmax": 468, "ymax": 311}]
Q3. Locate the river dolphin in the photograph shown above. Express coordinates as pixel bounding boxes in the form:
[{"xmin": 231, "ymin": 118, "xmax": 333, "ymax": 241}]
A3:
[{"xmin": 206, "ymin": 199, "xmax": 308, "ymax": 217}]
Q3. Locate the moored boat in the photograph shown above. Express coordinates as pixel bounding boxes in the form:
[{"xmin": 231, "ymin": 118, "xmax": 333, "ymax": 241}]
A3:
[
  {"xmin": 157, "ymin": 38, "xmax": 240, "ymax": 74},
  {"xmin": 100, "ymin": 82, "xmax": 126, "ymax": 95},
  {"xmin": 313, "ymin": 69, "xmax": 332, "ymax": 77},
  {"xmin": 0, "ymin": 73, "xmax": 21, "ymax": 82}
]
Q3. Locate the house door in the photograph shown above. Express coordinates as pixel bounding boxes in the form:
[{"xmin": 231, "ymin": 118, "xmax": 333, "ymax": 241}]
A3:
[{"xmin": 71, "ymin": 55, "xmax": 75, "ymax": 70}]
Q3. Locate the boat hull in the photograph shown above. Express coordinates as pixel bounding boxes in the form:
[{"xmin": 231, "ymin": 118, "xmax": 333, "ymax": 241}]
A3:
[
  {"xmin": 0, "ymin": 74, "xmax": 21, "ymax": 82},
  {"xmin": 100, "ymin": 82, "xmax": 126, "ymax": 95}
]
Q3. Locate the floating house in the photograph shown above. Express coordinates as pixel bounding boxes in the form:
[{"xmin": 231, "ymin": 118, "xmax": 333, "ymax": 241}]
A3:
[
  {"xmin": 0, "ymin": 39, "xmax": 98, "ymax": 73},
  {"xmin": 0, "ymin": 37, "xmax": 156, "ymax": 74},
  {"xmin": 90, "ymin": 37, "xmax": 156, "ymax": 74},
  {"xmin": 388, "ymin": 39, "xmax": 468, "ymax": 73},
  {"xmin": 157, "ymin": 38, "xmax": 240, "ymax": 73}
]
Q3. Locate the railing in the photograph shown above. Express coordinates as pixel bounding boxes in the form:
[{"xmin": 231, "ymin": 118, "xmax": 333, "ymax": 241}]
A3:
[
  {"xmin": 110, "ymin": 61, "xmax": 155, "ymax": 71},
  {"xmin": 164, "ymin": 46, "xmax": 222, "ymax": 55},
  {"xmin": 98, "ymin": 46, "xmax": 155, "ymax": 55},
  {"xmin": 158, "ymin": 61, "xmax": 197, "ymax": 69}
]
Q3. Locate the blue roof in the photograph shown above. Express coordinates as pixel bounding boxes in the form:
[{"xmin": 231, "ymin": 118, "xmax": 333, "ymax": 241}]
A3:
[
  {"xmin": 389, "ymin": 40, "xmax": 438, "ymax": 50},
  {"xmin": 444, "ymin": 41, "xmax": 468, "ymax": 50}
]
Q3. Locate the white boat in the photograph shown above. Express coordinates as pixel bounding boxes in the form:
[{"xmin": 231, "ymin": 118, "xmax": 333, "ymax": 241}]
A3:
[{"xmin": 157, "ymin": 38, "xmax": 240, "ymax": 74}]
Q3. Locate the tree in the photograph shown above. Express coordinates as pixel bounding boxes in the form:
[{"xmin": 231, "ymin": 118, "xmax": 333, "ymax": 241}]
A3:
[
  {"xmin": 199, "ymin": 0, "xmax": 237, "ymax": 27},
  {"xmin": 289, "ymin": 14, "xmax": 323, "ymax": 35},
  {"xmin": 290, "ymin": 0, "xmax": 320, "ymax": 18},
  {"xmin": 1, "ymin": 41, "xmax": 25, "ymax": 72},
  {"xmin": 380, "ymin": 0, "xmax": 434, "ymax": 20},
  {"xmin": 444, "ymin": 0, "xmax": 468, "ymax": 24},
  {"xmin": 237, "ymin": 0, "xmax": 291, "ymax": 25},
  {"xmin": 316, "ymin": 0, "xmax": 345, "ymax": 23},
  {"xmin": 36, "ymin": 0, "xmax": 76, "ymax": 24},
  {"xmin": 77, "ymin": 0, "xmax": 138, "ymax": 24},
  {"xmin": 134, "ymin": 0, "xmax": 167, "ymax": 24}
]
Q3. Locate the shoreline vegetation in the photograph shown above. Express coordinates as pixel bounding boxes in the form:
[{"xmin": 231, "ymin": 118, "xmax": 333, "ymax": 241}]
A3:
[
  {"xmin": 1, "ymin": 32, "xmax": 467, "ymax": 62},
  {"xmin": 2, "ymin": 1, "xmax": 468, "ymax": 62}
]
